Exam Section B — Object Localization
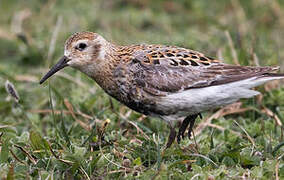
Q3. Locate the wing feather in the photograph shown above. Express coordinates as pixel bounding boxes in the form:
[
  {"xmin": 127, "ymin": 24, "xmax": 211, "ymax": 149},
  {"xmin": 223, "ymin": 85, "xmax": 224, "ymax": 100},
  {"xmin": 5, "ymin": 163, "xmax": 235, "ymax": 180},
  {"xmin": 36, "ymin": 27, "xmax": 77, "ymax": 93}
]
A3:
[{"xmin": 126, "ymin": 47, "xmax": 279, "ymax": 96}]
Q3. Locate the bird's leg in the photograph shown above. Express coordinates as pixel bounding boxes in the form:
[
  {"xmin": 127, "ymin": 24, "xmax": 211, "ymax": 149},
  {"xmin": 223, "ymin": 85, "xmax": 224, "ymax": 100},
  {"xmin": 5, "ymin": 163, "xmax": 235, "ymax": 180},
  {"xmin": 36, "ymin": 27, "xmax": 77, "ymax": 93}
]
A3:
[
  {"xmin": 187, "ymin": 114, "xmax": 200, "ymax": 139},
  {"xmin": 166, "ymin": 122, "xmax": 176, "ymax": 148},
  {"xmin": 198, "ymin": 113, "xmax": 202, "ymax": 119},
  {"xmin": 177, "ymin": 116, "xmax": 191, "ymax": 143}
]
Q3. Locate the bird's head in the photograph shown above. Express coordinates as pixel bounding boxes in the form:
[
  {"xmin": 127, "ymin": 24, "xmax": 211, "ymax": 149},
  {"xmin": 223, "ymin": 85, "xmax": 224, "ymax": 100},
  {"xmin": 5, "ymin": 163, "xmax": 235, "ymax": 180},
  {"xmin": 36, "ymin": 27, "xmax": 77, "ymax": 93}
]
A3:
[{"xmin": 40, "ymin": 31, "xmax": 109, "ymax": 84}]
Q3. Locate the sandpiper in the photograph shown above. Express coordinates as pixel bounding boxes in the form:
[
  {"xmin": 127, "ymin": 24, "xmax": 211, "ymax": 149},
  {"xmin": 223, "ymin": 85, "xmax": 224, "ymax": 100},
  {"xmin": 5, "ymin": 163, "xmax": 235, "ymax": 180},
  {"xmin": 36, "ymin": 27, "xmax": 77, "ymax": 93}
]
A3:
[{"xmin": 40, "ymin": 31, "xmax": 284, "ymax": 148}]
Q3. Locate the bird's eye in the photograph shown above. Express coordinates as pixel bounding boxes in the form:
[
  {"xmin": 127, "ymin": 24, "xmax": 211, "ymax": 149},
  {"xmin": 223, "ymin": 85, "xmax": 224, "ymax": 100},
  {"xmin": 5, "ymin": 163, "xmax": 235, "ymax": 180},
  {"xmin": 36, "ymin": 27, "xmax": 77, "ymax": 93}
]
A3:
[{"xmin": 76, "ymin": 43, "xmax": 87, "ymax": 51}]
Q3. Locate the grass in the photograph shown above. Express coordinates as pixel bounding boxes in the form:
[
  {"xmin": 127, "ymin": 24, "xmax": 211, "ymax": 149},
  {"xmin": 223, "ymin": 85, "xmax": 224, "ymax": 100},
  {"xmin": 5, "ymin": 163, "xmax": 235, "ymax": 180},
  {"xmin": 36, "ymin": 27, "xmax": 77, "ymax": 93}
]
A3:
[{"xmin": 1, "ymin": 0, "xmax": 284, "ymax": 179}]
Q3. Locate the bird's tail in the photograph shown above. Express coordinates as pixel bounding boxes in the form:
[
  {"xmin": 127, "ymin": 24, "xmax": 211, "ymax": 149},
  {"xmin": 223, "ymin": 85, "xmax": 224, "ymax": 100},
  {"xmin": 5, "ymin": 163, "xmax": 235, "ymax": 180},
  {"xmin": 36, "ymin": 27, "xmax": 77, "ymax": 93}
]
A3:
[
  {"xmin": 252, "ymin": 73, "xmax": 284, "ymax": 87},
  {"xmin": 227, "ymin": 72, "xmax": 284, "ymax": 99}
]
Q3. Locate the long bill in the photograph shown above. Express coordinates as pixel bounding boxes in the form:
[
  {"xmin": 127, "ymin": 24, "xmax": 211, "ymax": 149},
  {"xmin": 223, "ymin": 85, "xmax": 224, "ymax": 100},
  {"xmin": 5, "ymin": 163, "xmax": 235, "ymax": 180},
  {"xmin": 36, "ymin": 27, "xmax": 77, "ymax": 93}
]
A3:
[{"xmin": 39, "ymin": 56, "xmax": 69, "ymax": 84}]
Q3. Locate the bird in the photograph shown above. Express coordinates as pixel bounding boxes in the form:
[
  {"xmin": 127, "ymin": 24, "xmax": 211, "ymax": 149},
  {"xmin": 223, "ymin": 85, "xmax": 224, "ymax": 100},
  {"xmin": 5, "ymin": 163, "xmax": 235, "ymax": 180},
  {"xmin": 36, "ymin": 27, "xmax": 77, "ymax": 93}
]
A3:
[{"xmin": 40, "ymin": 31, "xmax": 284, "ymax": 148}]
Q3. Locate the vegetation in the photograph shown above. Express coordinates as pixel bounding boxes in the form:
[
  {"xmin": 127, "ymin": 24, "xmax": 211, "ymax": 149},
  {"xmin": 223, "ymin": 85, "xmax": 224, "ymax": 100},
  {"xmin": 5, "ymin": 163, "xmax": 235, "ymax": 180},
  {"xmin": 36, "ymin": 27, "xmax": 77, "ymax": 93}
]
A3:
[{"xmin": 1, "ymin": 0, "xmax": 284, "ymax": 179}]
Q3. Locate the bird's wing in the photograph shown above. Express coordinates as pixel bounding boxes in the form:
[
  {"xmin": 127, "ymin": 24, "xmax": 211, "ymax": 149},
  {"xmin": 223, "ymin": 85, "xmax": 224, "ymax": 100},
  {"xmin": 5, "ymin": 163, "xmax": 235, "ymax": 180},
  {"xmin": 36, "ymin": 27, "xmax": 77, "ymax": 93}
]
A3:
[{"xmin": 126, "ymin": 45, "xmax": 279, "ymax": 96}]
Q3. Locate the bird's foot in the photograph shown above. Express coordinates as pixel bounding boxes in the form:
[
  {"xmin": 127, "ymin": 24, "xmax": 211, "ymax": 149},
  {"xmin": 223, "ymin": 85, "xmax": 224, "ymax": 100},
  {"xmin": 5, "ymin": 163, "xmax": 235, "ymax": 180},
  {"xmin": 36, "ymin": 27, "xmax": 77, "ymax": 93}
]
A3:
[
  {"xmin": 166, "ymin": 113, "xmax": 201, "ymax": 148},
  {"xmin": 187, "ymin": 114, "xmax": 199, "ymax": 139},
  {"xmin": 166, "ymin": 126, "xmax": 176, "ymax": 148},
  {"xmin": 177, "ymin": 116, "xmax": 191, "ymax": 143}
]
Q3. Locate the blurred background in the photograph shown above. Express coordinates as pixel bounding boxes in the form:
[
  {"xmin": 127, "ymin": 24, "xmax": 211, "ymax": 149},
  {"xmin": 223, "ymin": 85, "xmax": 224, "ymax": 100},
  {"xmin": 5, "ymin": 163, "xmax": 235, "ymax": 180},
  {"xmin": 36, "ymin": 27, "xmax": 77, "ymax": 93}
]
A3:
[{"xmin": 1, "ymin": 0, "xmax": 284, "ymax": 179}]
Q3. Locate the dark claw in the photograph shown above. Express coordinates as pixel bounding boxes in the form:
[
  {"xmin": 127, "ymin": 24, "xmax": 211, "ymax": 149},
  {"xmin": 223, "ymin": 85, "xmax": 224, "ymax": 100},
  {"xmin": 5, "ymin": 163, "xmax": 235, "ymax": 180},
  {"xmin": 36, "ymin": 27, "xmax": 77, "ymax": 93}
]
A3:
[
  {"xmin": 187, "ymin": 114, "xmax": 198, "ymax": 139},
  {"xmin": 188, "ymin": 128, "xmax": 192, "ymax": 139},
  {"xmin": 166, "ymin": 127, "xmax": 176, "ymax": 148},
  {"xmin": 177, "ymin": 133, "xmax": 182, "ymax": 144},
  {"xmin": 167, "ymin": 114, "xmax": 202, "ymax": 147},
  {"xmin": 177, "ymin": 116, "xmax": 191, "ymax": 143}
]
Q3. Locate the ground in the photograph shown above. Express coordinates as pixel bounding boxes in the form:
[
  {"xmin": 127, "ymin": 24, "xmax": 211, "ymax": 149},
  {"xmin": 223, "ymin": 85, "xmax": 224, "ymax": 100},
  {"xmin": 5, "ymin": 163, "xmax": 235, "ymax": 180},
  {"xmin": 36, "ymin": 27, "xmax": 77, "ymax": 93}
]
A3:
[{"xmin": 0, "ymin": 0, "xmax": 284, "ymax": 179}]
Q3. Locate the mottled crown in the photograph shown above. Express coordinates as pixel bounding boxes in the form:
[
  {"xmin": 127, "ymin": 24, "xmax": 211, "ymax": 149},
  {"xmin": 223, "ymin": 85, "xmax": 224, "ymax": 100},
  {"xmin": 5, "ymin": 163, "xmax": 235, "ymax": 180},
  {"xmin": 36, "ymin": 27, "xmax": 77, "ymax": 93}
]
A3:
[{"xmin": 65, "ymin": 31, "xmax": 98, "ymax": 49}]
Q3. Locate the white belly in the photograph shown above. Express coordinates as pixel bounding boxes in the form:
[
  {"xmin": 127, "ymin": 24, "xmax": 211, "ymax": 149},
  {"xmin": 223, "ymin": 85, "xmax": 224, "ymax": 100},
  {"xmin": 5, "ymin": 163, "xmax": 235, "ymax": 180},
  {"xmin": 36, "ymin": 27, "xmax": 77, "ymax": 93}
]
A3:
[{"xmin": 156, "ymin": 76, "xmax": 283, "ymax": 122}]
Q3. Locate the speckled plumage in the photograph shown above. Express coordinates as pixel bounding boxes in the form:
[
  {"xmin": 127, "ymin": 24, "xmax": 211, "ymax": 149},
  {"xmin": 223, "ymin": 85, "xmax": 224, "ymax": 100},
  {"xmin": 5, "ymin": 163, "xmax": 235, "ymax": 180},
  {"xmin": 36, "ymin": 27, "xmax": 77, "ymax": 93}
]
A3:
[{"xmin": 40, "ymin": 31, "xmax": 284, "ymax": 148}]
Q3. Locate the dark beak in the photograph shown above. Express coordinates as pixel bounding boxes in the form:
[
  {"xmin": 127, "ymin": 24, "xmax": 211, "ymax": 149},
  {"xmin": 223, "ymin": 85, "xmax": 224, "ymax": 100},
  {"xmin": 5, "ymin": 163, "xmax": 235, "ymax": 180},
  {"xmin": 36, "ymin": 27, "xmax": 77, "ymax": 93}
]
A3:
[{"xmin": 39, "ymin": 56, "xmax": 69, "ymax": 84}]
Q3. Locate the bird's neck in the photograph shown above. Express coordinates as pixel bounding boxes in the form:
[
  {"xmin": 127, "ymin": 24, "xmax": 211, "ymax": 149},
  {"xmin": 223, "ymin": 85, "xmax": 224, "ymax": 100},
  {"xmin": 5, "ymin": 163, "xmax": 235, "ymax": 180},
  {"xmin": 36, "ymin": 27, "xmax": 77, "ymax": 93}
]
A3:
[{"xmin": 85, "ymin": 44, "xmax": 123, "ymax": 94}]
